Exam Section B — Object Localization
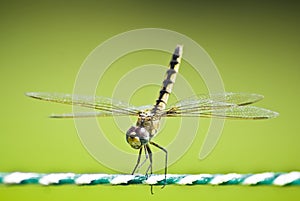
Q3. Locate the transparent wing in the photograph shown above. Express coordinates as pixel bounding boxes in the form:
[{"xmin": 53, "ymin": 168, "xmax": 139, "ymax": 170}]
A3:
[
  {"xmin": 165, "ymin": 92, "xmax": 263, "ymax": 114},
  {"xmin": 50, "ymin": 105, "xmax": 156, "ymax": 118},
  {"xmin": 50, "ymin": 111, "xmax": 130, "ymax": 118},
  {"xmin": 163, "ymin": 92, "xmax": 278, "ymax": 119},
  {"xmin": 182, "ymin": 106, "xmax": 279, "ymax": 119},
  {"xmin": 26, "ymin": 92, "xmax": 141, "ymax": 117}
]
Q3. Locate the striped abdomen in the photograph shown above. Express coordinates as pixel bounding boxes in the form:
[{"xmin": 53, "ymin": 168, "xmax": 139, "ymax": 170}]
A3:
[{"xmin": 152, "ymin": 45, "xmax": 183, "ymax": 114}]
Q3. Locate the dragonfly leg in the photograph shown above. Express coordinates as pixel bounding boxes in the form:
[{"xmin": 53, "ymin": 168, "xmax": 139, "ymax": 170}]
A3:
[
  {"xmin": 145, "ymin": 144, "xmax": 153, "ymax": 177},
  {"xmin": 150, "ymin": 141, "xmax": 168, "ymax": 188},
  {"xmin": 136, "ymin": 146, "xmax": 149, "ymax": 172},
  {"xmin": 131, "ymin": 147, "xmax": 143, "ymax": 175},
  {"xmin": 145, "ymin": 144, "xmax": 154, "ymax": 195}
]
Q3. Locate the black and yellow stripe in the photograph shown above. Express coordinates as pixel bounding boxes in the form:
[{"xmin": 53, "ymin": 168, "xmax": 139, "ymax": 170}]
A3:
[{"xmin": 152, "ymin": 45, "xmax": 183, "ymax": 114}]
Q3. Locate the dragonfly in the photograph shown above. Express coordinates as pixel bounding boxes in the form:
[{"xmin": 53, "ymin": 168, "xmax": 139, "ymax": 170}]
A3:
[{"xmin": 26, "ymin": 45, "xmax": 278, "ymax": 189}]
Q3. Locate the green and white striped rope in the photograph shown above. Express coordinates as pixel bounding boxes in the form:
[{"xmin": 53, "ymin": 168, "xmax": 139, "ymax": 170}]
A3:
[{"xmin": 1, "ymin": 172, "xmax": 300, "ymax": 186}]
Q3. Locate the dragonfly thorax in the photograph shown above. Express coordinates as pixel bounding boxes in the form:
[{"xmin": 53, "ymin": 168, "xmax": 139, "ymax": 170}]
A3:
[
  {"xmin": 126, "ymin": 126, "xmax": 150, "ymax": 149},
  {"xmin": 136, "ymin": 111, "xmax": 160, "ymax": 137}
]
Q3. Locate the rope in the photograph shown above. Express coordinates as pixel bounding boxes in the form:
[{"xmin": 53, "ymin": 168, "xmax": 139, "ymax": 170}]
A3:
[{"xmin": 1, "ymin": 172, "xmax": 300, "ymax": 186}]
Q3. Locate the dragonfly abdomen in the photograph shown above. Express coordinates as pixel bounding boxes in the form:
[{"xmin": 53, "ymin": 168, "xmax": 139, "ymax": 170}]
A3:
[{"xmin": 152, "ymin": 45, "xmax": 183, "ymax": 113}]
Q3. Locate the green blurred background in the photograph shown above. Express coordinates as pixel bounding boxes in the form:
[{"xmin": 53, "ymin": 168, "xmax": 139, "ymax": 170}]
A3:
[{"xmin": 1, "ymin": 0, "xmax": 299, "ymax": 200}]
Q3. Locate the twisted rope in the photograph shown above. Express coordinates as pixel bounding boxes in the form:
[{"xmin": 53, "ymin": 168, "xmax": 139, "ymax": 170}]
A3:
[{"xmin": 1, "ymin": 172, "xmax": 300, "ymax": 186}]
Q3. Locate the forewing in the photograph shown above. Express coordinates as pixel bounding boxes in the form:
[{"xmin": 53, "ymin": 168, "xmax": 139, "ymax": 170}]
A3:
[
  {"xmin": 26, "ymin": 92, "xmax": 141, "ymax": 117},
  {"xmin": 50, "ymin": 111, "xmax": 131, "ymax": 118},
  {"xmin": 163, "ymin": 92, "xmax": 265, "ymax": 117}
]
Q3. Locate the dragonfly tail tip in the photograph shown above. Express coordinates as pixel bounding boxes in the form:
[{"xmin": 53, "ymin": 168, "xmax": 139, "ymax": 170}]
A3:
[{"xmin": 175, "ymin": 45, "xmax": 183, "ymax": 57}]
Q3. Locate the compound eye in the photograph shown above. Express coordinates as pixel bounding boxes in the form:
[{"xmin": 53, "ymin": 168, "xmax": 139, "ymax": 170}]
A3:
[
  {"xmin": 127, "ymin": 135, "xmax": 142, "ymax": 149},
  {"xmin": 126, "ymin": 126, "xmax": 150, "ymax": 149},
  {"xmin": 126, "ymin": 126, "xmax": 137, "ymax": 135}
]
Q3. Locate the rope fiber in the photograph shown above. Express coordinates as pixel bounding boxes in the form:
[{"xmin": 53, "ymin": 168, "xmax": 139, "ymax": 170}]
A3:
[{"xmin": 1, "ymin": 172, "xmax": 300, "ymax": 186}]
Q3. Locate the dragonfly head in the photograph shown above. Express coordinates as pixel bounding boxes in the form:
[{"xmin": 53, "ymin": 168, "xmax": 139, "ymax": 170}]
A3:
[{"xmin": 126, "ymin": 126, "xmax": 150, "ymax": 149}]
